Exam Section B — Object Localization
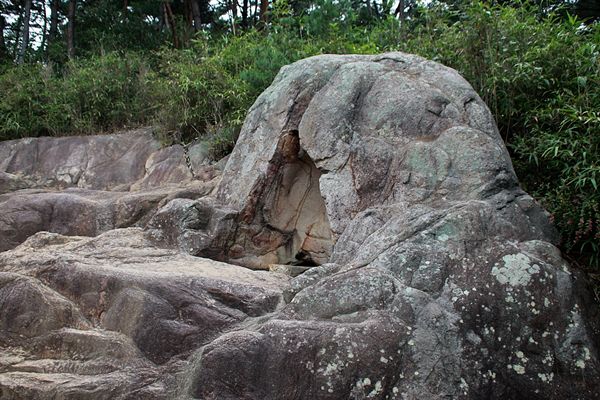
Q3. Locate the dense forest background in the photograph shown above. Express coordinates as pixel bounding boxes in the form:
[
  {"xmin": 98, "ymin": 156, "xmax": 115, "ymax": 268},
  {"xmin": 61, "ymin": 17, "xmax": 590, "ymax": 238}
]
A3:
[{"xmin": 0, "ymin": 0, "xmax": 599, "ymax": 287}]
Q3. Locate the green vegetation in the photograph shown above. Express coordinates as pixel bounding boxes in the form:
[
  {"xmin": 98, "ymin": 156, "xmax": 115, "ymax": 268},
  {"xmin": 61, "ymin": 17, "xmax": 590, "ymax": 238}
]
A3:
[{"xmin": 0, "ymin": 0, "xmax": 599, "ymax": 273}]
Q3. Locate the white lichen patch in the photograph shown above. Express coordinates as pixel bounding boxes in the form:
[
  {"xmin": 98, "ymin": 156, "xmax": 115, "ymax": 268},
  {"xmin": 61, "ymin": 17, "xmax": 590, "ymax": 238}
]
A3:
[
  {"xmin": 511, "ymin": 364, "xmax": 526, "ymax": 374},
  {"xmin": 542, "ymin": 352, "xmax": 554, "ymax": 365},
  {"xmin": 459, "ymin": 377, "xmax": 469, "ymax": 394},
  {"xmin": 515, "ymin": 351, "xmax": 529, "ymax": 364},
  {"xmin": 437, "ymin": 233, "xmax": 450, "ymax": 242},
  {"xmin": 544, "ymin": 297, "xmax": 551, "ymax": 307},
  {"xmin": 354, "ymin": 377, "xmax": 372, "ymax": 393},
  {"xmin": 323, "ymin": 362, "xmax": 340, "ymax": 376},
  {"xmin": 491, "ymin": 253, "xmax": 540, "ymax": 286},
  {"xmin": 538, "ymin": 372, "xmax": 554, "ymax": 383},
  {"xmin": 515, "ymin": 351, "xmax": 524, "ymax": 359},
  {"xmin": 529, "ymin": 337, "xmax": 538, "ymax": 345},
  {"xmin": 576, "ymin": 347, "xmax": 591, "ymax": 369},
  {"xmin": 367, "ymin": 381, "xmax": 383, "ymax": 398}
]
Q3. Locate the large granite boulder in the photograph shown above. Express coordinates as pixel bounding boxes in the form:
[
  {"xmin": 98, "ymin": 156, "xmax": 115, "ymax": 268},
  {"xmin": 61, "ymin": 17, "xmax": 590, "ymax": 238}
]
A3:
[
  {"xmin": 148, "ymin": 53, "xmax": 600, "ymax": 398},
  {"xmin": 1, "ymin": 52, "xmax": 599, "ymax": 399}
]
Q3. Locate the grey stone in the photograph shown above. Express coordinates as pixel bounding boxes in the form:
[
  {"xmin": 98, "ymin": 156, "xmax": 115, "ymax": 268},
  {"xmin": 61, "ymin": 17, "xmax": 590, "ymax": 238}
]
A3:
[
  {"xmin": 188, "ymin": 52, "xmax": 599, "ymax": 399},
  {"xmin": 0, "ymin": 129, "xmax": 219, "ymax": 252},
  {"xmin": 0, "ymin": 128, "xmax": 160, "ymax": 190},
  {"xmin": 0, "ymin": 229, "xmax": 288, "ymax": 398}
]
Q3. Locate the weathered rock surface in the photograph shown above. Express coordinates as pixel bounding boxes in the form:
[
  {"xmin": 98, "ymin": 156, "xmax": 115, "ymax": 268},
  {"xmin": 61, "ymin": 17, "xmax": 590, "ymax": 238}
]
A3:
[
  {"xmin": 0, "ymin": 229, "xmax": 288, "ymax": 399},
  {"xmin": 0, "ymin": 128, "xmax": 218, "ymax": 252},
  {"xmin": 1, "ymin": 52, "xmax": 599, "ymax": 399}
]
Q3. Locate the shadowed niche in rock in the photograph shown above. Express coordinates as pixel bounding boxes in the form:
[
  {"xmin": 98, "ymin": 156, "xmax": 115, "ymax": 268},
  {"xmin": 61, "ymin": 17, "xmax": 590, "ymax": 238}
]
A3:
[{"xmin": 231, "ymin": 130, "xmax": 333, "ymax": 268}]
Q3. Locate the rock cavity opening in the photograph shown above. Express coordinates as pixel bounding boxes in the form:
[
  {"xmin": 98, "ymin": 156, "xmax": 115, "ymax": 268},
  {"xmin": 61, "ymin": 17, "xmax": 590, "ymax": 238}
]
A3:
[
  {"xmin": 263, "ymin": 144, "xmax": 333, "ymax": 266},
  {"xmin": 233, "ymin": 130, "xmax": 334, "ymax": 269}
]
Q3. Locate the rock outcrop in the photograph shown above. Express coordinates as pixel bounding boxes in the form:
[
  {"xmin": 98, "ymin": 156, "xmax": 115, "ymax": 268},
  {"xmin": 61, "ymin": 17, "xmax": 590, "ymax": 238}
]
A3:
[
  {"xmin": 0, "ymin": 230, "xmax": 287, "ymax": 399},
  {"xmin": 0, "ymin": 128, "xmax": 217, "ymax": 252},
  {"xmin": 1, "ymin": 53, "xmax": 599, "ymax": 399}
]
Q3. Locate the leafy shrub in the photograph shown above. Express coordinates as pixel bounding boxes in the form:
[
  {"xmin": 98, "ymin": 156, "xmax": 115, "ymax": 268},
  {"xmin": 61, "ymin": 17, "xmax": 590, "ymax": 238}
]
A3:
[
  {"xmin": 62, "ymin": 52, "xmax": 154, "ymax": 133},
  {"xmin": 0, "ymin": 52, "xmax": 154, "ymax": 138},
  {"xmin": 513, "ymin": 94, "xmax": 600, "ymax": 265},
  {"xmin": 0, "ymin": 64, "xmax": 67, "ymax": 139},
  {"xmin": 151, "ymin": 48, "xmax": 249, "ymax": 141}
]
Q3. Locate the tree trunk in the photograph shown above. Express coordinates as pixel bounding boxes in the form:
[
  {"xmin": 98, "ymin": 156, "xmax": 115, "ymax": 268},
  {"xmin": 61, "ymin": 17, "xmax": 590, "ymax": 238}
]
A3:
[
  {"xmin": 183, "ymin": 0, "xmax": 192, "ymax": 45},
  {"xmin": 17, "ymin": 0, "xmax": 32, "ymax": 64},
  {"xmin": 231, "ymin": 0, "xmax": 238, "ymax": 18},
  {"xmin": 0, "ymin": 15, "xmax": 8, "ymax": 62},
  {"xmin": 158, "ymin": 2, "xmax": 165, "ymax": 31},
  {"xmin": 67, "ymin": 0, "xmax": 76, "ymax": 59},
  {"xmin": 48, "ymin": 0, "xmax": 59, "ymax": 45},
  {"xmin": 259, "ymin": 0, "xmax": 268, "ymax": 24},
  {"xmin": 241, "ymin": 0, "xmax": 248, "ymax": 28},
  {"xmin": 231, "ymin": 0, "xmax": 237, "ymax": 34},
  {"xmin": 12, "ymin": 8, "xmax": 22, "ymax": 58},
  {"xmin": 164, "ymin": 2, "xmax": 179, "ymax": 49},
  {"xmin": 191, "ymin": 0, "xmax": 202, "ymax": 31},
  {"xmin": 185, "ymin": 0, "xmax": 193, "ymax": 27},
  {"xmin": 394, "ymin": 0, "xmax": 405, "ymax": 21},
  {"xmin": 40, "ymin": 0, "xmax": 48, "ymax": 56}
]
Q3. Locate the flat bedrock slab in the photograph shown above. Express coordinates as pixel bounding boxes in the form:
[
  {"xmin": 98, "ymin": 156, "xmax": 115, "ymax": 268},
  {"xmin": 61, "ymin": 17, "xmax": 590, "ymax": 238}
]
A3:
[{"xmin": 0, "ymin": 229, "xmax": 289, "ymax": 399}]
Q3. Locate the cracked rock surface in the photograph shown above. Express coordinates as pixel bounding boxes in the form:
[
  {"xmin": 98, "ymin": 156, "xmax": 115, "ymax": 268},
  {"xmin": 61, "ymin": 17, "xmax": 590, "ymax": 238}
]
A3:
[
  {"xmin": 1, "ymin": 53, "xmax": 599, "ymax": 399},
  {"xmin": 0, "ymin": 128, "xmax": 217, "ymax": 252}
]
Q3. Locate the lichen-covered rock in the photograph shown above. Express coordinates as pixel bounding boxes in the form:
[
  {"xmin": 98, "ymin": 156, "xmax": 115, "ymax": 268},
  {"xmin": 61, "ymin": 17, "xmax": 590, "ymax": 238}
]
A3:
[{"xmin": 1, "ymin": 52, "xmax": 599, "ymax": 399}]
